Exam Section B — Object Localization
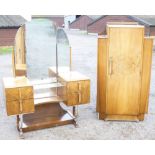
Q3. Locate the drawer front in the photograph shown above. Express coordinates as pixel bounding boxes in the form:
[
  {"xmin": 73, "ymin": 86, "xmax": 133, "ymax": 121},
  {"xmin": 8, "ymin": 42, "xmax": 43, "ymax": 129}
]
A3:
[
  {"xmin": 67, "ymin": 80, "xmax": 90, "ymax": 93},
  {"xmin": 66, "ymin": 93, "xmax": 79, "ymax": 106},
  {"xmin": 22, "ymin": 99, "xmax": 35, "ymax": 114},
  {"xmin": 67, "ymin": 82, "xmax": 79, "ymax": 92},
  {"xmin": 6, "ymin": 99, "xmax": 34, "ymax": 116},
  {"xmin": 80, "ymin": 80, "xmax": 90, "ymax": 103},
  {"xmin": 65, "ymin": 80, "xmax": 90, "ymax": 106},
  {"xmin": 5, "ymin": 86, "xmax": 34, "ymax": 116},
  {"xmin": 20, "ymin": 86, "xmax": 33, "ymax": 100},
  {"xmin": 5, "ymin": 88, "xmax": 19, "ymax": 102},
  {"xmin": 6, "ymin": 100, "xmax": 20, "ymax": 116},
  {"xmin": 5, "ymin": 86, "xmax": 33, "ymax": 101}
]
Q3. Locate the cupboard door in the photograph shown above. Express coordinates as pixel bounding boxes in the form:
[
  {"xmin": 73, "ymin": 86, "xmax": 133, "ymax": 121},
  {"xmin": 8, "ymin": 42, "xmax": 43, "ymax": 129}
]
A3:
[{"xmin": 106, "ymin": 27, "xmax": 144, "ymax": 115}]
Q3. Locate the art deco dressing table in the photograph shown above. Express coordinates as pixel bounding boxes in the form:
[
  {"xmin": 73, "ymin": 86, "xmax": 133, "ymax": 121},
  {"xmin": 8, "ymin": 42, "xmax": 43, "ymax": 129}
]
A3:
[{"xmin": 2, "ymin": 19, "xmax": 90, "ymax": 138}]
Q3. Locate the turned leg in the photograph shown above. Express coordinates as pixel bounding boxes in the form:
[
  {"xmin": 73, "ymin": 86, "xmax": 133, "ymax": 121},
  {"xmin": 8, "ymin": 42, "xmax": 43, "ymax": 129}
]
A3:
[
  {"xmin": 19, "ymin": 114, "xmax": 24, "ymax": 139},
  {"xmin": 72, "ymin": 106, "xmax": 79, "ymax": 128}
]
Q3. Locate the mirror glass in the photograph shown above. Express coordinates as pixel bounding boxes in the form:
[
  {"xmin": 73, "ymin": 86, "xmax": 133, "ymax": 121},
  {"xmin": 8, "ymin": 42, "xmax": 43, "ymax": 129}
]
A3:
[
  {"xmin": 56, "ymin": 28, "xmax": 70, "ymax": 73},
  {"xmin": 25, "ymin": 19, "xmax": 57, "ymax": 79}
]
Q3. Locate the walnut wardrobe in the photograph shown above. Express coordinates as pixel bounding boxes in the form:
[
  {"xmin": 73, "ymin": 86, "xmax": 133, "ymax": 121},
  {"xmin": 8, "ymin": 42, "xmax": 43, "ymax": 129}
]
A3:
[{"xmin": 97, "ymin": 24, "xmax": 153, "ymax": 121}]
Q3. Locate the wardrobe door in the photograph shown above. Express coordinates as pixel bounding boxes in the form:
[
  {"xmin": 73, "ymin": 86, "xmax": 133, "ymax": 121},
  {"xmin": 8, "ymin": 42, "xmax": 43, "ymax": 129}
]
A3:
[{"xmin": 106, "ymin": 26, "xmax": 144, "ymax": 115}]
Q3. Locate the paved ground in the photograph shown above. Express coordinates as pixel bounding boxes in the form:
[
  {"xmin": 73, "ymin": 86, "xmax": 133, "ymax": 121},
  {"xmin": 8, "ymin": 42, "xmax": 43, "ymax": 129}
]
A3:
[{"xmin": 0, "ymin": 29, "xmax": 155, "ymax": 139}]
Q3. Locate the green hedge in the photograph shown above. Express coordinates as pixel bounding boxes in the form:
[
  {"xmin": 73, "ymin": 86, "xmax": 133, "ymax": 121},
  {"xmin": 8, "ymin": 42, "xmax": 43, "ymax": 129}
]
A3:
[{"xmin": 0, "ymin": 47, "xmax": 13, "ymax": 55}]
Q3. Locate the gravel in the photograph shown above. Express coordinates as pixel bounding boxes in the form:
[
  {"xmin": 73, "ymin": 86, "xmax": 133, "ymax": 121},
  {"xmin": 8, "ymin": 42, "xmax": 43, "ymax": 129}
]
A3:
[{"xmin": 0, "ymin": 29, "xmax": 155, "ymax": 139}]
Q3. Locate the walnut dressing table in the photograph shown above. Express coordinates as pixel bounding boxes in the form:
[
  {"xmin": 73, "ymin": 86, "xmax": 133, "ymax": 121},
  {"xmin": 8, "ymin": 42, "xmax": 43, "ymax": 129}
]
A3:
[{"xmin": 2, "ymin": 19, "xmax": 90, "ymax": 138}]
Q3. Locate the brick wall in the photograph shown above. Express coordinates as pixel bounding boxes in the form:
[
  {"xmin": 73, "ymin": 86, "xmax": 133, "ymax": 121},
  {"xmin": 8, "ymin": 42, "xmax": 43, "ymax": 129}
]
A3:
[
  {"xmin": 47, "ymin": 17, "xmax": 64, "ymax": 27},
  {"xmin": 0, "ymin": 28, "xmax": 18, "ymax": 46},
  {"xmin": 87, "ymin": 15, "xmax": 139, "ymax": 34},
  {"xmin": 70, "ymin": 16, "xmax": 93, "ymax": 30},
  {"xmin": 150, "ymin": 27, "xmax": 155, "ymax": 36},
  {"xmin": 32, "ymin": 17, "xmax": 64, "ymax": 27}
]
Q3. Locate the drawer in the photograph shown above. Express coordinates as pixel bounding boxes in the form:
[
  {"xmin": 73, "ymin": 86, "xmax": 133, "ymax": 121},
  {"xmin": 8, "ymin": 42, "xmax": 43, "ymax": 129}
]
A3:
[
  {"xmin": 67, "ymin": 80, "xmax": 90, "ymax": 92},
  {"xmin": 64, "ymin": 80, "xmax": 90, "ymax": 106},
  {"xmin": 67, "ymin": 82, "xmax": 80, "ymax": 92},
  {"xmin": 65, "ymin": 91, "xmax": 90, "ymax": 106},
  {"xmin": 5, "ymin": 88, "xmax": 19, "ymax": 102},
  {"xmin": 65, "ymin": 92, "xmax": 79, "ymax": 106},
  {"xmin": 6, "ymin": 100, "xmax": 20, "ymax": 116},
  {"xmin": 20, "ymin": 86, "xmax": 33, "ymax": 100},
  {"xmin": 3, "ymin": 77, "xmax": 35, "ymax": 116},
  {"xmin": 5, "ymin": 86, "xmax": 33, "ymax": 101},
  {"xmin": 6, "ymin": 99, "xmax": 34, "ymax": 116}
]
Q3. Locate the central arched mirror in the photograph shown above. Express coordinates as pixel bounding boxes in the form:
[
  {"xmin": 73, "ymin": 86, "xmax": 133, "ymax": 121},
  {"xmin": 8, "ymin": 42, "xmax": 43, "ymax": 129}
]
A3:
[{"xmin": 25, "ymin": 19, "xmax": 57, "ymax": 79}]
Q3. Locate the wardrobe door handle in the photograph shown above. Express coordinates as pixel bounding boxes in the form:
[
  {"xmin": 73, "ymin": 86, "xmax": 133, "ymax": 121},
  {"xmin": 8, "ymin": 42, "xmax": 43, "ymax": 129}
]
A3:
[
  {"xmin": 78, "ymin": 92, "xmax": 81, "ymax": 103},
  {"xmin": 78, "ymin": 82, "xmax": 81, "ymax": 91}
]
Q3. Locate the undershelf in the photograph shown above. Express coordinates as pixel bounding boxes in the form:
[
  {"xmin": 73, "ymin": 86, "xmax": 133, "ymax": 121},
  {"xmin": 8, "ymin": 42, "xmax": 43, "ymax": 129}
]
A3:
[{"xmin": 17, "ymin": 103, "xmax": 75, "ymax": 132}]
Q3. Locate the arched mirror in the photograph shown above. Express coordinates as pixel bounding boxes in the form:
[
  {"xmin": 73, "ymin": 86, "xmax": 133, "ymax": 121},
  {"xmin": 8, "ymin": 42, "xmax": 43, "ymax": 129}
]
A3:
[
  {"xmin": 56, "ymin": 28, "xmax": 71, "ymax": 74},
  {"xmin": 25, "ymin": 19, "xmax": 57, "ymax": 79}
]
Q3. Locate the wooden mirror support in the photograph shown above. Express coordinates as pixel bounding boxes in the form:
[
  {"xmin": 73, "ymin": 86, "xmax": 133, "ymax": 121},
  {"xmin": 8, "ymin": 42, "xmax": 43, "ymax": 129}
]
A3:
[
  {"xmin": 2, "ymin": 19, "xmax": 90, "ymax": 138},
  {"xmin": 97, "ymin": 24, "xmax": 153, "ymax": 121}
]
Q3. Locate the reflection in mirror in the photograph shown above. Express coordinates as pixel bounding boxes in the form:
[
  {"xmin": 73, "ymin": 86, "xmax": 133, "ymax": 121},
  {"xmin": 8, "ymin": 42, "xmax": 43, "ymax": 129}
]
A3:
[
  {"xmin": 56, "ymin": 28, "xmax": 70, "ymax": 74},
  {"xmin": 25, "ymin": 19, "xmax": 57, "ymax": 79}
]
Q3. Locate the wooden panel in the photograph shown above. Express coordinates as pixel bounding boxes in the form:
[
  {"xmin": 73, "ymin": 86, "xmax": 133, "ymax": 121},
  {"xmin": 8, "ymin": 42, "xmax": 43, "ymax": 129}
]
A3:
[
  {"xmin": 20, "ymin": 86, "xmax": 33, "ymax": 100},
  {"xmin": 106, "ymin": 26, "xmax": 144, "ymax": 115},
  {"xmin": 140, "ymin": 37, "xmax": 153, "ymax": 114},
  {"xmin": 6, "ymin": 99, "xmax": 34, "ymax": 116},
  {"xmin": 67, "ymin": 82, "xmax": 79, "ymax": 92},
  {"xmin": 21, "ymin": 99, "xmax": 34, "ymax": 114},
  {"xmin": 97, "ymin": 37, "xmax": 107, "ymax": 116},
  {"xmin": 3, "ymin": 77, "xmax": 34, "ymax": 116},
  {"xmin": 105, "ymin": 115, "xmax": 139, "ymax": 121},
  {"xmin": 80, "ymin": 80, "xmax": 90, "ymax": 103},
  {"xmin": 64, "ymin": 80, "xmax": 90, "ymax": 106},
  {"xmin": 66, "ymin": 93, "xmax": 79, "ymax": 106},
  {"xmin": 5, "ymin": 88, "xmax": 19, "ymax": 102},
  {"xmin": 5, "ymin": 86, "xmax": 33, "ymax": 101},
  {"xmin": 6, "ymin": 100, "xmax": 20, "ymax": 116}
]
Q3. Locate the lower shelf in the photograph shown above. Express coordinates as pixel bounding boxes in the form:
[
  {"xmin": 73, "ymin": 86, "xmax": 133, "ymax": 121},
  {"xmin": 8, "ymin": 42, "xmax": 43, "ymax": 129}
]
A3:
[{"xmin": 17, "ymin": 102, "xmax": 76, "ymax": 132}]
